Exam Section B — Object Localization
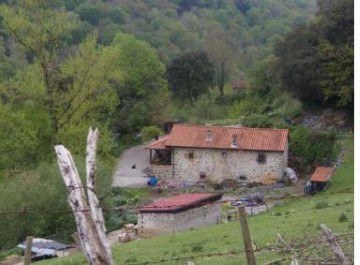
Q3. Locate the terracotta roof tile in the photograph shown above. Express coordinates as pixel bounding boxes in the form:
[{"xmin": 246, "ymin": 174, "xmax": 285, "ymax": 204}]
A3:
[
  {"xmin": 310, "ymin": 167, "xmax": 334, "ymax": 182},
  {"xmin": 138, "ymin": 193, "xmax": 222, "ymax": 213},
  {"xmin": 162, "ymin": 124, "xmax": 288, "ymax": 152},
  {"xmin": 146, "ymin": 135, "xmax": 169, "ymax": 150}
]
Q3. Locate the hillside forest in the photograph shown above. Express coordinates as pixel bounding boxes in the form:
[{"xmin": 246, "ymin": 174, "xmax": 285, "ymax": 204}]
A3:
[{"xmin": 0, "ymin": 0, "xmax": 353, "ymax": 251}]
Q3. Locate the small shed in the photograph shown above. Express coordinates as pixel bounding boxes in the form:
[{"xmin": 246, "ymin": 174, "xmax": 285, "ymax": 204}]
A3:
[
  {"xmin": 310, "ymin": 167, "xmax": 334, "ymax": 191},
  {"xmin": 137, "ymin": 193, "xmax": 222, "ymax": 234},
  {"xmin": 17, "ymin": 238, "xmax": 72, "ymax": 261}
]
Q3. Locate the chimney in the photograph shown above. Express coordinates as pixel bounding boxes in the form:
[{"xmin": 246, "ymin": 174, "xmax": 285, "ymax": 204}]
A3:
[
  {"xmin": 231, "ymin": 134, "xmax": 238, "ymax": 147},
  {"xmin": 205, "ymin": 129, "xmax": 213, "ymax": 142}
]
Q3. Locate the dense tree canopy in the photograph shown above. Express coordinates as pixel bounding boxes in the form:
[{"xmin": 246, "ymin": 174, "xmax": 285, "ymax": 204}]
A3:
[
  {"xmin": 167, "ymin": 51, "xmax": 214, "ymax": 101},
  {"xmin": 274, "ymin": 0, "xmax": 353, "ymax": 111}
]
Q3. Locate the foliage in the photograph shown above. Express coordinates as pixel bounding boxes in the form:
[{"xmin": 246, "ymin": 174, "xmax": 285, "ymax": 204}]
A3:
[
  {"xmin": 0, "ymin": 247, "xmax": 22, "ymax": 261},
  {"xmin": 0, "ymin": 156, "xmax": 115, "ymax": 250},
  {"xmin": 289, "ymin": 126, "xmax": 338, "ymax": 172},
  {"xmin": 274, "ymin": 25, "xmax": 322, "ymax": 104},
  {"xmin": 141, "ymin": 126, "xmax": 163, "ymax": 142},
  {"xmin": 110, "ymin": 32, "xmax": 170, "ymax": 136},
  {"xmin": 314, "ymin": 200, "xmax": 329, "ymax": 209},
  {"xmin": 0, "ymin": 103, "xmax": 52, "ymax": 170},
  {"xmin": 338, "ymin": 212, "xmax": 348, "ymax": 222},
  {"xmin": 274, "ymin": 0, "xmax": 353, "ymax": 111},
  {"xmin": 105, "ymin": 188, "xmax": 150, "ymax": 231},
  {"xmin": 167, "ymin": 51, "xmax": 214, "ymax": 101},
  {"xmin": 204, "ymin": 30, "xmax": 233, "ymax": 96}
]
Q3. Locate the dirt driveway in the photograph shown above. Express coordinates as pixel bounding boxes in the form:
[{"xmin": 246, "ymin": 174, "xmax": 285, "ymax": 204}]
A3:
[{"xmin": 112, "ymin": 144, "xmax": 150, "ymax": 188}]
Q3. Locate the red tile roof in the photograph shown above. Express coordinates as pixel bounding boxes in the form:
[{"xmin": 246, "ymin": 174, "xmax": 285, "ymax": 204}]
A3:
[
  {"xmin": 154, "ymin": 124, "xmax": 288, "ymax": 152},
  {"xmin": 310, "ymin": 167, "xmax": 334, "ymax": 182},
  {"xmin": 138, "ymin": 193, "xmax": 222, "ymax": 213},
  {"xmin": 146, "ymin": 135, "xmax": 169, "ymax": 150}
]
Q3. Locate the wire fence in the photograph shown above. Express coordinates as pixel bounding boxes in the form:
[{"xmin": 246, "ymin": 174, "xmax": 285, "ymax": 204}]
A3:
[
  {"xmin": 122, "ymin": 232, "xmax": 354, "ymax": 265},
  {"xmin": 0, "ymin": 189, "xmax": 353, "ymax": 217},
  {"xmin": 0, "ymin": 188, "xmax": 353, "ymax": 264}
]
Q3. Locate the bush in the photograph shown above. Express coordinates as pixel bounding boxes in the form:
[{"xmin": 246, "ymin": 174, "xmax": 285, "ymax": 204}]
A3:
[
  {"xmin": 141, "ymin": 126, "xmax": 163, "ymax": 142},
  {"xmin": 289, "ymin": 126, "xmax": 338, "ymax": 172},
  {"xmin": 338, "ymin": 212, "xmax": 348, "ymax": 222},
  {"xmin": 190, "ymin": 243, "xmax": 204, "ymax": 252},
  {"xmin": 314, "ymin": 200, "xmax": 329, "ymax": 209}
]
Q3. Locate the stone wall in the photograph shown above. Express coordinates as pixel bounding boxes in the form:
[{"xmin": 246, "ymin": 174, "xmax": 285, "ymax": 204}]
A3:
[
  {"xmin": 151, "ymin": 164, "xmax": 172, "ymax": 180},
  {"xmin": 138, "ymin": 203, "xmax": 221, "ymax": 234},
  {"xmin": 172, "ymin": 147, "xmax": 287, "ymax": 183}
]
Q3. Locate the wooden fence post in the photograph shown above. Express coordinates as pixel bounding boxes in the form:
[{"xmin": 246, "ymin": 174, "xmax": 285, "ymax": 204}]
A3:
[
  {"xmin": 23, "ymin": 236, "xmax": 33, "ymax": 265},
  {"xmin": 320, "ymin": 224, "xmax": 351, "ymax": 265},
  {"xmin": 238, "ymin": 206, "xmax": 256, "ymax": 265}
]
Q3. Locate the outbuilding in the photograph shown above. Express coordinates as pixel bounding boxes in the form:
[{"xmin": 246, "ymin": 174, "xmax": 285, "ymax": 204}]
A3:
[
  {"xmin": 309, "ymin": 166, "xmax": 335, "ymax": 192},
  {"xmin": 137, "ymin": 193, "xmax": 222, "ymax": 234},
  {"xmin": 17, "ymin": 238, "xmax": 72, "ymax": 261}
]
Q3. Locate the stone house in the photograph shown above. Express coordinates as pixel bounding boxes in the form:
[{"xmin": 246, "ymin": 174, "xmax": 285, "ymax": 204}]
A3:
[
  {"xmin": 137, "ymin": 193, "xmax": 222, "ymax": 234},
  {"xmin": 147, "ymin": 124, "xmax": 289, "ymax": 184}
]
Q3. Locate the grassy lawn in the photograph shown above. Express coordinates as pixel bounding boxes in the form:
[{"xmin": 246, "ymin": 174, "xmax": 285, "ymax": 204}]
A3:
[{"xmin": 39, "ymin": 135, "xmax": 354, "ymax": 265}]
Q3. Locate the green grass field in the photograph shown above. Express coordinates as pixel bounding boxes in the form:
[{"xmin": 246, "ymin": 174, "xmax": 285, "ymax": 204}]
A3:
[{"xmin": 39, "ymin": 135, "xmax": 354, "ymax": 265}]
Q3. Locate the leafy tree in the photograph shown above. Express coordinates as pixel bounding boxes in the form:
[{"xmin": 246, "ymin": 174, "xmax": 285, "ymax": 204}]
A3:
[
  {"xmin": 205, "ymin": 30, "xmax": 233, "ymax": 96},
  {"xmin": 0, "ymin": 0, "xmax": 77, "ymax": 135},
  {"xmin": 274, "ymin": 25, "xmax": 323, "ymax": 104},
  {"xmin": 317, "ymin": 0, "xmax": 354, "ymax": 110},
  {"xmin": 75, "ymin": 3, "xmax": 101, "ymax": 26},
  {"xmin": 167, "ymin": 51, "xmax": 214, "ymax": 101},
  {"xmin": 274, "ymin": 0, "xmax": 353, "ymax": 111},
  {"xmin": 110, "ymin": 32, "xmax": 169, "ymax": 135}
]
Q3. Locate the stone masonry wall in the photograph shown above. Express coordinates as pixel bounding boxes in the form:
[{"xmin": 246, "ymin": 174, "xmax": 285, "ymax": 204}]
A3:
[
  {"xmin": 151, "ymin": 165, "xmax": 172, "ymax": 180},
  {"xmin": 138, "ymin": 203, "xmax": 221, "ymax": 234},
  {"xmin": 172, "ymin": 148, "xmax": 287, "ymax": 183}
]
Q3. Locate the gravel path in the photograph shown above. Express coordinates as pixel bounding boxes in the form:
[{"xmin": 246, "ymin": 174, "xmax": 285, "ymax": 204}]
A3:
[{"xmin": 112, "ymin": 144, "xmax": 150, "ymax": 188}]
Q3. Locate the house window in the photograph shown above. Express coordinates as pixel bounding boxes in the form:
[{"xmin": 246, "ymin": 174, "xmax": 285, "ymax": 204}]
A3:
[
  {"xmin": 199, "ymin": 172, "xmax": 206, "ymax": 179},
  {"xmin": 257, "ymin": 153, "xmax": 266, "ymax": 164},
  {"xmin": 188, "ymin": 152, "xmax": 194, "ymax": 159},
  {"xmin": 239, "ymin": 175, "xmax": 247, "ymax": 180},
  {"xmin": 222, "ymin": 151, "xmax": 227, "ymax": 158},
  {"xmin": 231, "ymin": 134, "xmax": 238, "ymax": 147}
]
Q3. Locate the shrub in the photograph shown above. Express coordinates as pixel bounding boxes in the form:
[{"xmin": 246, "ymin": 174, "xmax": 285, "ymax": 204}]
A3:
[
  {"xmin": 191, "ymin": 244, "xmax": 204, "ymax": 253},
  {"xmin": 314, "ymin": 200, "xmax": 329, "ymax": 209},
  {"xmin": 289, "ymin": 126, "xmax": 338, "ymax": 172},
  {"xmin": 338, "ymin": 212, "xmax": 348, "ymax": 222},
  {"xmin": 141, "ymin": 126, "xmax": 163, "ymax": 142}
]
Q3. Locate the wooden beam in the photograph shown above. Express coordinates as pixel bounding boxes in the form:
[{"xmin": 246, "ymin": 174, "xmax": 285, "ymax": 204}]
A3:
[
  {"xmin": 23, "ymin": 236, "xmax": 33, "ymax": 265},
  {"xmin": 238, "ymin": 206, "xmax": 256, "ymax": 265},
  {"xmin": 321, "ymin": 224, "xmax": 351, "ymax": 265}
]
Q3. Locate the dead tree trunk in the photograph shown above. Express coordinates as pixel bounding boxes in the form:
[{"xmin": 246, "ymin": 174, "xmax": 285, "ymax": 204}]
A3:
[
  {"xmin": 320, "ymin": 224, "xmax": 352, "ymax": 265},
  {"xmin": 86, "ymin": 128, "xmax": 113, "ymax": 263},
  {"xmin": 55, "ymin": 128, "xmax": 113, "ymax": 265}
]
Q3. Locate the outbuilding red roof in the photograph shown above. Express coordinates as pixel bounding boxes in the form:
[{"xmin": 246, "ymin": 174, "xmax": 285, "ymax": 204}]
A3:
[
  {"xmin": 147, "ymin": 135, "xmax": 169, "ymax": 150},
  {"xmin": 152, "ymin": 124, "xmax": 288, "ymax": 152},
  {"xmin": 138, "ymin": 193, "xmax": 222, "ymax": 213},
  {"xmin": 310, "ymin": 167, "xmax": 334, "ymax": 182}
]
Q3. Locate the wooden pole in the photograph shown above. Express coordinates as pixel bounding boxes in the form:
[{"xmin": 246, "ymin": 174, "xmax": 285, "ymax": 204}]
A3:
[
  {"xmin": 86, "ymin": 128, "xmax": 114, "ymax": 265},
  {"xmin": 238, "ymin": 206, "xmax": 256, "ymax": 265},
  {"xmin": 23, "ymin": 236, "xmax": 33, "ymax": 265},
  {"xmin": 320, "ymin": 224, "xmax": 351, "ymax": 265},
  {"xmin": 55, "ymin": 128, "xmax": 113, "ymax": 265}
]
